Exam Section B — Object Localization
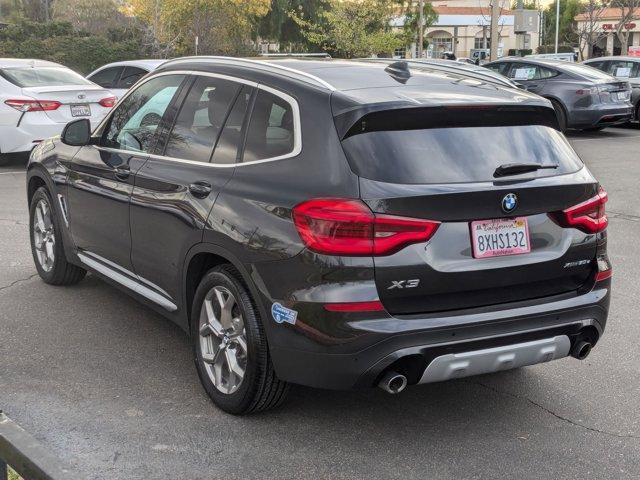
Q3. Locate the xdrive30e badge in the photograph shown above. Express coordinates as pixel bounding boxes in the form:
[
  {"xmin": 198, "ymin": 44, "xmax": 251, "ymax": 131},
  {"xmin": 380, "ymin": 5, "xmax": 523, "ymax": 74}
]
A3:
[{"xmin": 502, "ymin": 193, "xmax": 518, "ymax": 213}]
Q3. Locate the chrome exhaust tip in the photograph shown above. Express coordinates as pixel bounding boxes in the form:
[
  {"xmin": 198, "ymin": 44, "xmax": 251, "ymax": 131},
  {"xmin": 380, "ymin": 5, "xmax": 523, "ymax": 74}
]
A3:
[
  {"xmin": 378, "ymin": 371, "xmax": 407, "ymax": 394},
  {"xmin": 571, "ymin": 340, "xmax": 592, "ymax": 360}
]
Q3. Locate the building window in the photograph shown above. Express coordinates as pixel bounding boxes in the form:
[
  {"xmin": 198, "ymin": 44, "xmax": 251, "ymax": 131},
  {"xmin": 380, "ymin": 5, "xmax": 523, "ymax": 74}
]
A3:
[
  {"xmin": 394, "ymin": 47, "xmax": 406, "ymax": 59},
  {"xmin": 474, "ymin": 37, "xmax": 491, "ymax": 50}
]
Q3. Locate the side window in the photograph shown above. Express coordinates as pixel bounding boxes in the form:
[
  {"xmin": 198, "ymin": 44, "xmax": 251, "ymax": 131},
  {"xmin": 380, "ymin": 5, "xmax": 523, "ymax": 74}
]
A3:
[
  {"xmin": 243, "ymin": 89, "xmax": 296, "ymax": 163},
  {"xmin": 211, "ymin": 86, "xmax": 253, "ymax": 165},
  {"xmin": 608, "ymin": 60, "xmax": 636, "ymax": 78},
  {"xmin": 88, "ymin": 66, "xmax": 123, "ymax": 88},
  {"xmin": 117, "ymin": 66, "xmax": 148, "ymax": 89},
  {"xmin": 486, "ymin": 62, "xmax": 510, "ymax": 76},
  {"xmin": 164, "ymin": 76, "xmax": 241, "ymax": 162},
  {"xmin": 102, "ymin": 74, "xmax": 185, "ymax": 153},
  {"xmin": 509, "ymin": 63, "xmax": 556, "ymax": 81},
  {"xmin": 587, "ymin": 61, "xmax": 605, "ymax": 72}
]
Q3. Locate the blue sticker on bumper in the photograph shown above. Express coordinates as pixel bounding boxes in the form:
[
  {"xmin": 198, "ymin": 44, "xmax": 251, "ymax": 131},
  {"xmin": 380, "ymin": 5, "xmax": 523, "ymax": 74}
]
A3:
[{"xmin": 271, "ymin": 302, "xmax": 297, "ymax": 325}]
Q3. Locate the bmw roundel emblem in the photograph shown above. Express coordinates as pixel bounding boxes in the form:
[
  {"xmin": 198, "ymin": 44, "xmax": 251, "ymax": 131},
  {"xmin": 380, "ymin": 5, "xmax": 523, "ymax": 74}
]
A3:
[{"xmin": 502, "ymin": 193, "xmax": 518, "ymax": 213}]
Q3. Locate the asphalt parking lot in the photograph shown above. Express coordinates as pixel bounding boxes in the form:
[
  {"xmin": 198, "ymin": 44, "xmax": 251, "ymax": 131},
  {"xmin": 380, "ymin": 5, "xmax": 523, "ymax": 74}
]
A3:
[{"xmin": 1, "ymin": 127, "xmax": 639, "ymax": 480}]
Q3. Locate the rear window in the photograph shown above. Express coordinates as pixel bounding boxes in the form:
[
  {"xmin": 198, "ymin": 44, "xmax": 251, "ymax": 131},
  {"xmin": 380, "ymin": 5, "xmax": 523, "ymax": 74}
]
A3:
[
  {"xmin": 341, "ymin": 125, "xmax": 583, "ymax": 184},
  {"xmin": 0, "ymin": 67, "xmax": 93, "ymax": 87},
  {"xmin": 561, "ymin": 63, "xmax": 614, "ymax": 81}
]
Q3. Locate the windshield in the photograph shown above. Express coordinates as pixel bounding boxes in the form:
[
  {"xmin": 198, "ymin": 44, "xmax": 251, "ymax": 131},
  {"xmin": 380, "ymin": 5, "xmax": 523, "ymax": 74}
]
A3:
[
  {"xmin": 0, "ymin": 67, "xmax": 93, "ymax": 87},
  {"xmin": 341, "ymin": 125, "xmax": 583, "ymax": 184},
  {"xmin": 561, "ymin": 63, "xmax": 614, "ymax": 81}
]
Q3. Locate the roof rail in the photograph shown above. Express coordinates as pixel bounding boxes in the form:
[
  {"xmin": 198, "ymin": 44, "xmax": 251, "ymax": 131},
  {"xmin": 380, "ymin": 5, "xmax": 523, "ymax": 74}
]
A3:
[
  {"xmin": 258, "ymin": 53, "xmax": 332, "ymax": 59},
  {"xmin": 159, "ymin": 56, "xmax": 336, "ymax": 91}
]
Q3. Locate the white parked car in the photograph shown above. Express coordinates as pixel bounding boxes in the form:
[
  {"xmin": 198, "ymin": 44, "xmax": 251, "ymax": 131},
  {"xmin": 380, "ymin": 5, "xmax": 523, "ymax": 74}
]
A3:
[
  {"xmin": 0, "ymin": 58, "xmax": 115, "ymax": 162},
  {"xmin": 86, "ymin": 59, "xmax": 167, "ymax": 99}
]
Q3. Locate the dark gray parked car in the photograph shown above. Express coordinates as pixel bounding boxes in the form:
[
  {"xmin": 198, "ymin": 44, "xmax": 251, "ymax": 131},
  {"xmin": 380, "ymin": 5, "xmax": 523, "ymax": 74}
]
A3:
[
  {"xmin": 485, "ymin": 58, "xmax": 633, "ymax": 130},
  {"xmin": 26, "ymin": 57, "xmax": 611, "ymax": 414},
  {"xmin": 583, "ymin": 56, "xmax": 640, "ymax": 121}
]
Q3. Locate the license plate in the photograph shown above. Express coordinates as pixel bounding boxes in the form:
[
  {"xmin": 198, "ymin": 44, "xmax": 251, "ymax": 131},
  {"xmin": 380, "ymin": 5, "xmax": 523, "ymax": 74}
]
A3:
[
  {"xmin": 471, "ymin": 217, "xmax": 530, "ymax": 259},
  {"xmin": 70, "ymin": 104, "xmax": 91, "ymax": 117}
]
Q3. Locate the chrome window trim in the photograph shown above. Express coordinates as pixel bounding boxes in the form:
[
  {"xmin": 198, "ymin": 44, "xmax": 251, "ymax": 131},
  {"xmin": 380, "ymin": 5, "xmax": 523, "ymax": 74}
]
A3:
[{"xmin": 92, "ymin": 69, "xmax": 302, "ymax": 168}]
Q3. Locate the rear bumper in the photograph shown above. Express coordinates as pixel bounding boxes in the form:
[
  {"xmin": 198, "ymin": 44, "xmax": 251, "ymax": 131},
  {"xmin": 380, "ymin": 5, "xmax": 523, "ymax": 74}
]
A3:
[
  {"xmin": 569, "ymin": 103, "xmax": 633, "ymax": 128},
  {"xmin": 0, "ymin": 117, "xmax": 64, "ymax": 154},
  {"xmin": 269, "ymin": 283, "xmax": 610, "ymax": 390}
]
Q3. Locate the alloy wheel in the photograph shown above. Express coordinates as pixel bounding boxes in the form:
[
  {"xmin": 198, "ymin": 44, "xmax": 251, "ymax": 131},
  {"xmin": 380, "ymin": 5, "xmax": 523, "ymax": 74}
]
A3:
[
  {"xmin": 198, "ymin": 286, "xmax": 248, "ymax": 394},
  {"xmin": 32, "ymin": 199, "xmax": 55, "ymax": 272}
]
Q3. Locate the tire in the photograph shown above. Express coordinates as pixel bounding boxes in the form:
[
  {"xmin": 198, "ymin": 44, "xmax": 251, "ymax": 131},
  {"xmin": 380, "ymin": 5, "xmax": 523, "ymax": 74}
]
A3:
[
  {"xmin": 29, "ymin": 187, "xmax": 86, "ymax": 285},
  {"xmin": 550, "ymin": 99, "xmax": 567, "ymax": 132},
  {"xmin": 191, "ymin": 264, "xmax": 289, "ymax": 415}
]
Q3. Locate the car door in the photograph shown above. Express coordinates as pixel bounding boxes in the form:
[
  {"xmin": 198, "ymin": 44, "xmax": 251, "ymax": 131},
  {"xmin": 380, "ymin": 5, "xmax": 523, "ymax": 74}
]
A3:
[
  {"xmin": 508, "ymin": 62, "xmax": 556, "ymax": 95},
  {"xmin": 129, "ymin": 74, "xmax": 255, "ymax": 308},
  {"xmin": 65, "ymin": 73, "xmax": 187, "ymax": 276}
]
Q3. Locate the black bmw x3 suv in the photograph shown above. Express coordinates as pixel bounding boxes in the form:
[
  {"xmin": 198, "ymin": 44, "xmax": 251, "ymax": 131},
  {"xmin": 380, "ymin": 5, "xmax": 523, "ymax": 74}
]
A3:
[{"xmin": 26, "ymin": 57, "xmax": 611, "ymax": 414}]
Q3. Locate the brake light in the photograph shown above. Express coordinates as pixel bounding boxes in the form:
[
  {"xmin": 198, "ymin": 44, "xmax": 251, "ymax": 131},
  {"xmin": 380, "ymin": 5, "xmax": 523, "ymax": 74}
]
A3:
[
  {"xmin": 99, "ymin": 96, "xmax": 117, "ymax": 108},
  {"xmin": 4, "ymin": 99, "xmax": 61, "ymax": 112},
  {"xmin": 595, "ymin": 269, "xmax": 612, "ymax": 282},
  {"xmin": 292, "ymin": 199, "xmax": 440, "ymax": 256},
  {"xmin": 549, "ymin": 187, "xmax": 608, "ymax": 234}
]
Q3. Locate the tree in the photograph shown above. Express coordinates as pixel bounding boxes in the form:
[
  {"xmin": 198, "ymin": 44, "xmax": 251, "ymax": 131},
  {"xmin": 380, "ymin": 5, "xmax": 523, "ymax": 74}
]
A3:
[
  {"xmin": 52, "ymin": 0, "xmax": 126, "ymax": 35},
  {"xmin": 543, "ymin": 0, "xmax": 581, "ymax": 46},
  {"xmin": 257, "ymin": 0, "xmax": 328, "ymax": 52},
  {"xmin": 610, "ymin": 0, "xmax": 640, "ymax": 55},
  {"xmin": 396, "ymin": 0, "xmax": 438, "ymax": 52},
  {"xmin": 290, "ymin": 0, "xmax": 404, "ymax": 58},
  {"xmin": 574, "ymin": 0, "xmax": 607, "ymax": 60},
  {"xmin": 128, "ymin": 0, "xmax": 271, "ymax": 56}
]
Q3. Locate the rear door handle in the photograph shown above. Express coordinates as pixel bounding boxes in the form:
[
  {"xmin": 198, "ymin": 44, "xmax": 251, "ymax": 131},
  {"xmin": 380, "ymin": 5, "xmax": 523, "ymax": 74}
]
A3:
[
  {"xmin": 115, "ymin": 165, "xmax": 130, "ymax": 180},
  {"xmin": 189, "ymin": 181, "xmax": 212, "ymax": 198}
]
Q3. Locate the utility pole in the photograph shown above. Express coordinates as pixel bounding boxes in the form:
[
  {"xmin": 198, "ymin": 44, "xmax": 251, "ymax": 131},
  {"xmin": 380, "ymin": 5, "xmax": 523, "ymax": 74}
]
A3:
[
  {"xmin": 490, "ymin": 0, "xmax": 500, "ymax": 61},
  {"xmin": 418, "ymin": 0, "xmax": 424, "ymax": 58},
  {"xmin": 554, "ymin": 0, "xmax": 560, "ymax": 53}
]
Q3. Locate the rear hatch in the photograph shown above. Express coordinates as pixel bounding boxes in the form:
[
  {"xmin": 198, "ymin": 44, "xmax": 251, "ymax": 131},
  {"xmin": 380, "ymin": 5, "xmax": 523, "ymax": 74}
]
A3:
[
  {"xmin": 340, "ymin": 106, "xmax": 602, "ymax": 315},
  {"xmin": 595, "ymin": 80, "xmax": 632, "ymax": 104},
  {"xmin": 21, "ymin": 85, "xmax": 111, "ymax": 124}
]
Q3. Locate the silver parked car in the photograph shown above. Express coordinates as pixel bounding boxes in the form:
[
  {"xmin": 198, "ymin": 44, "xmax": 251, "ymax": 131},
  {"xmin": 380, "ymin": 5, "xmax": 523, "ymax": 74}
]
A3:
[
  {"xmin": 583, "ymin": 56, "xmax": 640, "ymax": 121},
  {"xmin": 86, "ymin": 59, "xmax": 167, "ymax": 99},
  {"xmin": 485, "ymin": 58, "xmax": 633, "ymax": 131}
]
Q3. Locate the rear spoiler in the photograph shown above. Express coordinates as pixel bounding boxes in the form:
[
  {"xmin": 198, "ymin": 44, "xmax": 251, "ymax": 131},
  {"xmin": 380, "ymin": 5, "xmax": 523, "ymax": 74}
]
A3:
[{"xmin": 335, "ymin": 104, "xmax": 560, "ymax": 140}]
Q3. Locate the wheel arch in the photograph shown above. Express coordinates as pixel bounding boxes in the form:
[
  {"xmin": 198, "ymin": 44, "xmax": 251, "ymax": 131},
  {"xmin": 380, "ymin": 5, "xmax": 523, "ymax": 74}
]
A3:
[{"xmin": 182, "ymin": 243, "xmax": 267, "ymax": 336}]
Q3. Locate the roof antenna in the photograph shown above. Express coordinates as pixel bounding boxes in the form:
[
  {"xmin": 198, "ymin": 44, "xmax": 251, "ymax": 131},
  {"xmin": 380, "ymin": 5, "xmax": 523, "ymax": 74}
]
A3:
[{"xmin": 384, "ymin": 61, "xmax": 411, "ymax": 84}]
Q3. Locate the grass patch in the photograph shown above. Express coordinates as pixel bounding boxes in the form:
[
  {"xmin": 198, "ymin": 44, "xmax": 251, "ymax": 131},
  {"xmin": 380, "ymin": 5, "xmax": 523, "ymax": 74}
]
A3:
[{"xmin": 8, "ymin": 467, "xmax": 23, "ymax": 480}]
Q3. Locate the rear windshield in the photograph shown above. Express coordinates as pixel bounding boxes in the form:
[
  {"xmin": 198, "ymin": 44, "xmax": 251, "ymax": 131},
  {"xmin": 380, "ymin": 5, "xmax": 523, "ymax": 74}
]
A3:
[
  {"xmin": 561, "ymin": 63, "xmax": 614, "ymax": 81},
  {"xmin": 341, "ymin": 125, "xmax": 583, "ymax": 184},
  {"xmin": 0, "ymin": 67, "xmax": 93, "ymax": 87}
]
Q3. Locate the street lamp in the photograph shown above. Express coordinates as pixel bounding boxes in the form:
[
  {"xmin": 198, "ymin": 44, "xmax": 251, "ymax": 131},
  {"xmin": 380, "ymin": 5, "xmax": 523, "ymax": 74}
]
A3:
[{"xmin": 555, "ymin": 0, "xmax": 560, "ymax": 53}]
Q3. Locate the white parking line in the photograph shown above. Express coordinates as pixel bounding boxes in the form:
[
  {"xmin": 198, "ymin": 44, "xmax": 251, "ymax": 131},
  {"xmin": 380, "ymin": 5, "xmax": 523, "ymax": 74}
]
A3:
[{"xmin": 0, "ymin": 171, "xmax": 26, "ymax": 175}]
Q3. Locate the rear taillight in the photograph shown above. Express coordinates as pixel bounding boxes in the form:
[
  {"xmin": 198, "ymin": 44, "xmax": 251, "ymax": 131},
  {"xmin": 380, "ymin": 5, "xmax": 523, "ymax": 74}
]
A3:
[
  {"xmin": 99, "ymin": 96, "xmax": 117, "ymax": 108},
  {"xmin": 4, "ymin": 99, "xmax": 61, "ymax": 112},
  {"xmin": 550, "ymin": 187, "xmax": 608, "ymax": 234},
  {"xmin": 292, "ymin": 199, "xmax": 440, "ymax": 256}
]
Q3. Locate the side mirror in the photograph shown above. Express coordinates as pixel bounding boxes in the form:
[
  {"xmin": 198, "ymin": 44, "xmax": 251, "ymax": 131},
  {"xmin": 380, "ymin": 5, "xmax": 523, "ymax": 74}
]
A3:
[{"xmin": 61, "ymin": 118, "xmax": 91, "ymax": 146}]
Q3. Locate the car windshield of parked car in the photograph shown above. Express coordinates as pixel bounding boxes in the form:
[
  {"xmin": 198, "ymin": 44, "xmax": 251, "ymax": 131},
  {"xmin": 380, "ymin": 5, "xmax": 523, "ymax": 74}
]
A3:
[
  {"xmin": 561, "ymin": 63, "xmax": 614, "ymax": 81},
  {"xmin": 341, "ymin": 125, "xmax": 583, "ymax": 184},
  {"xmin": 0, "ymin": 67, "xmax": 93, "ymax": 87}
]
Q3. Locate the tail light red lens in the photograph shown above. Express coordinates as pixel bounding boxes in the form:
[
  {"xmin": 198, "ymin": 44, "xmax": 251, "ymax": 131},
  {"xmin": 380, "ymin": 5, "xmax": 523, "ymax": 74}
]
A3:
[
  {"xmin": 99, "ymin": 97, "xmax": 117, "ymax": 108},
  {"xmin": 550, "ymin": 187, "xmax": 608, "ymax": 234},
  {"xmin": 292, "ymin": 199, "xmax": 440, "ymax": 256},
  {"xmin": 5, "ymin": 99, "xmax": 61, "ymax": 112}
]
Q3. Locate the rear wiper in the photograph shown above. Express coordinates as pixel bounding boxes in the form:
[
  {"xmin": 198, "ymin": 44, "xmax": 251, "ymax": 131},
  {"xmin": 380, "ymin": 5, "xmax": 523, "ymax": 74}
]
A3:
[{"xmin": 494, "ymin": 162, "xmax": 558, "ymax": 178}]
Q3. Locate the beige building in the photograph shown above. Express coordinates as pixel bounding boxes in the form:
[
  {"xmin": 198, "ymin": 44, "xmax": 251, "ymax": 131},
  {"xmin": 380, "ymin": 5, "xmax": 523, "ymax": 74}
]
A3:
[
  {"xmin": 394, "ymin": 1, "xmax": 540, "ymax": 59},
  {"xmin": 575, "ymin": 8, "xmax": 640, "ymax": 59}
]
